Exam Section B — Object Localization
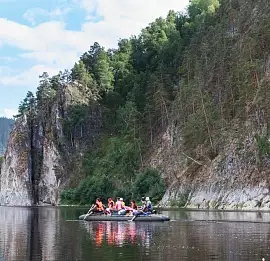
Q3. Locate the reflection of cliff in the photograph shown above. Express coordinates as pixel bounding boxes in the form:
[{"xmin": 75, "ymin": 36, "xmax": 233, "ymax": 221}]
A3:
[
  {"xmin": 0, "ymin": 207, "xmax": 59, "ymax": 261},
  {"xmin": 34, "ymin": 207, "xmax": 58, "ymax": 261},
  {"xmin": 0, "ymin": 207, "xmax": 30, "ymax": 261}
]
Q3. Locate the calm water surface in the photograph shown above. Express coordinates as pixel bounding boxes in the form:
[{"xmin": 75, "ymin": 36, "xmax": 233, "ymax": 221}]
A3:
[{"xmin": 1, "ymin": 207, "xmax": 270, "ymax": 260}]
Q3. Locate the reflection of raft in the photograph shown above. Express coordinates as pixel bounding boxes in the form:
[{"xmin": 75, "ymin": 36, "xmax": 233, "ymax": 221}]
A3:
[{"xmin": 79, "ymin": 214, "xmax": 170, "ymax": 222}]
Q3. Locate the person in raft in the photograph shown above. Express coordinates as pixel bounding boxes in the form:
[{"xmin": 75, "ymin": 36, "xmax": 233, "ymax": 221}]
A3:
[
  {"xmin": 105, "ymin": 197, "xmax": 115, "ymax": 215},
  {"xmin": 131, "ymin": 200, "xmax": 138, "ymax": 210},
  {"xmin": 121, "ymin": 197, "xmax": 125, "ymax": 208},
  {"xmin": 122, "ymin": 200, "xmax": 138, "ymax": 216},
  {"xmin": 131, "ymin": 197, "xmax": 145, "ymax": 217},
  {"xmin": 93, "ymin": 198, "xmax": 105, "ymax": 213},
  {"xmin": 113, "ymin": 197, "xmax": 126, "ymax": 215},
  {"xmin": 133, "ymin": 197, "xmax": 153, "ymax": 216},
  {"xmin": 118, "ymin": 198, "xmax": 126, "ymax": 215},
  {"xmin": 115, "ymin": 197, "xmax": 122, "ymax": 210},
  {"xmin": 141, "ymin": 197, "xmax": 146, "ymax": 207},
  {"xmin": 145, "ymin": 197, "xmax": 153, "ymax": 212}
]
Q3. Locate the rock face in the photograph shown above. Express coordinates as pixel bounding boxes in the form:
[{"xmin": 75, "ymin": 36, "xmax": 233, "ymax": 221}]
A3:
[
  {"xmin": 149, "ymin": 120, "xmax": 270, "ymax": 210},
  {"xmin": 0, "ymin": 84, "xmax": 102, "ymax": 206},
  {"xmin": 0, "ymin": 116, "xmax": 32, "ymax": 205}
]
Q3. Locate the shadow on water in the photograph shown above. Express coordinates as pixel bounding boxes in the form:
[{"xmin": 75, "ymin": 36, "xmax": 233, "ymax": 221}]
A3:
[{"xmin": 0, "ymin": 207, "xmax": 270, "ymax": 260}]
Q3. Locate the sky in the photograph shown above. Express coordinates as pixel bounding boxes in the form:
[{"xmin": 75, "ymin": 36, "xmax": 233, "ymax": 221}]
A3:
[{"xmin": 0, "ymin": 0, "xmax": 189, "ymax": 118}]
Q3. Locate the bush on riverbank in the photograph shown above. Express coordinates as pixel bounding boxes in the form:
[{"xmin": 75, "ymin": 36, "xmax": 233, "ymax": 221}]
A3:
[{"xmin": 60, "ymin": 167, "xmax": 165, "ymax": 205}]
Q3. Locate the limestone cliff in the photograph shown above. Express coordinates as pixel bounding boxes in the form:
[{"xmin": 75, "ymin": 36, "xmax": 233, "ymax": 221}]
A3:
[
  {"xmin": 0, "ymin": 116, "xmax": 32, "ymax": 205},
  {"xmin": 149, "ymin": 120, "xmax": 270, "ymax": 210},
  {"xmin": 0, "ymin": 83, "xmax": 102, "ymax": 206}
]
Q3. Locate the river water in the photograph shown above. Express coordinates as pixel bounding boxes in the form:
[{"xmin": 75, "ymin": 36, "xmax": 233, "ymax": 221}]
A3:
[{"xmin": 0, "ymin": 207, "xmax": 270, "ymax": 260}]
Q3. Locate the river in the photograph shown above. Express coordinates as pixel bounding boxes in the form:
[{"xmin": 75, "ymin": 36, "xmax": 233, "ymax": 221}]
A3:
[{"xmin": 0, "ymin": 206, "xmax": 270, "ymax": 260}]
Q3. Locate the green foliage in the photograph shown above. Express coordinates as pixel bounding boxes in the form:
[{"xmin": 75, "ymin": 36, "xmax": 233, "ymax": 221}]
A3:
[
  {"xmin": 132, "ymin": 168, "xmax": 166, "ymax": 202},
  {"xmin": 16, "ymin": 91, "xmax": 36, "ymax": 118},
  {"xmin": 60, "ymin": 166, "xmax": 165, "ymax": 205},
  {"xmin": 116, "ymin": 101, "xmax": 140, "ymax": 135},
  {"xmin": 60, "ymin": 134, "xmax": 141, "ymax": 204},
  {"xmin": 36, "ymin": 72, "xmax": 57, "ymax": 111},
  {"xmin": 71, "ymin": 61, "xmax": 97, "ymax": 96},
  {"xmin": 61, "ymin": 175, "xmax": 114, "ymax": 205},
  {"xmin": 188, "ymin": 0, "xmax": 220, "ymax": 20},
  {"xmin": 80, "ymin": 42, "xmax": 102, "ymax": 73},
  {"xmin": 94, "ymin": 49, "xmax": 114, "ymax": 93},
  {"xmin": 65, "ymin": 104, "xmax": 88, "ymax": 129},
  {"xmin": 60, "ymin": 131, "xmax": 165, "ymax": 205}
]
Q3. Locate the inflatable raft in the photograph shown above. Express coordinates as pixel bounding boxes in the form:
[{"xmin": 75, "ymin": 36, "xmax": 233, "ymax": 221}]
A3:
[{"xmin": 79, "ymin": 214, "xmax": 170, "ymax": 222}]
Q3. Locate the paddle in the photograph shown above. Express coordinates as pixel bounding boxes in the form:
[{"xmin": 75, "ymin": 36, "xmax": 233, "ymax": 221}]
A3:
[
  {"xmin": 84, "ymin": 204, "xmax": 95, "ymax": 220},
  {"xmin": 129, "ymin": 214, "xmax": 137, "ymax": 222},
  {"xmin": 129, "ymin": 208, "xmax": 142, "ymax": 222}
]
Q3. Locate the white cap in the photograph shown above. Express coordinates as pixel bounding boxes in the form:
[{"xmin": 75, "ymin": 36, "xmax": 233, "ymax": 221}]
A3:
[
  {"xmin": 146, "ymin": 197, "xmax": 150, "ymax": 201},
  {"xmin": 120, "ymin": 198, "xmax": 123, "ymax": 201}
]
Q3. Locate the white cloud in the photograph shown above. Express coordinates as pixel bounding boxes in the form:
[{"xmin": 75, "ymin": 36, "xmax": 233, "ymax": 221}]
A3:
[
  {"xmin": 0, "ymin": 65, "xmax": 59, "ymax": 87},
  {"xmin": 1, "ymin": 108, "xmax": 17, "ymax": 118},
  {"xmin": 20, "ymin": 51, "xmax": 79, "ymax": 67},
  {"xmin": 0, "ymin": 19, "xmax": 82, "ymax": 53}
]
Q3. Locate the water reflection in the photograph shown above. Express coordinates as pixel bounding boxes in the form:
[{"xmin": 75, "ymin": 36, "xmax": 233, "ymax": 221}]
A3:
[
  {"xmin": 0, "ymin": 207, "xmax": 270, "ymax": 260},
  {"xmin": 0, "ymin": 207, "xmax": 30, "ymax": 261},
  {"xmin": 0, "ymin": 207, "xmax": 59, "ymax": 261},
  {"xmin": 82, "ymin": 221, "xmax": 153, "ymax": 248}
]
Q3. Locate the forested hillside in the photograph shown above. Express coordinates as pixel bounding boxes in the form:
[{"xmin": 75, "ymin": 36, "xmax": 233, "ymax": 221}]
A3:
[
  {"xmin": 9, "ymin": 0, "xmax": 270, "ymax": 207},
  {"xmin": 0, "ymin": 117, "xmax": 14, "ymax": 156}
]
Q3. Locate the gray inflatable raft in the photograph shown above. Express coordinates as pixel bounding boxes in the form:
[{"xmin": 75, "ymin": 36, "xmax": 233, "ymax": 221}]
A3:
[{"xmin": 79, "ymin": 214, "xmax": 170, "ymax": 222}]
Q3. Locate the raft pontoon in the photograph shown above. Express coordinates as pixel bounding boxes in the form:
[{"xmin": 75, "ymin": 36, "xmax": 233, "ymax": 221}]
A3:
[{"xmin": 79, "ymin": 214, "xmax": 170, "ymax": 222}]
